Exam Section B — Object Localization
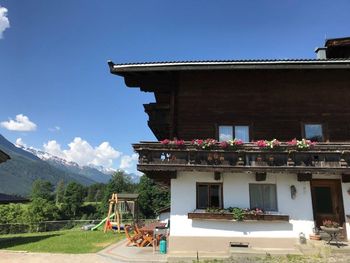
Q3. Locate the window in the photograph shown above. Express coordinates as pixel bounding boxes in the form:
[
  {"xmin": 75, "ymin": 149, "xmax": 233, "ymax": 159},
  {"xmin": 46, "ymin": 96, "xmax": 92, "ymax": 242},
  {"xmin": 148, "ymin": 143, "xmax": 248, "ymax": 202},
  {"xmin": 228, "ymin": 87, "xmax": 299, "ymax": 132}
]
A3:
[
  {"xmin": 218, "ymin": 126, "xmax": 233, "ymax": 141},
  {"xmin": 249, "ymin": 184, "xmax": 277, "ymax": 211},
  {"xmin": 304, "ymin": 124, "xmax": 323, "ymax": 142},
  {"xmin": 219, "ymin": 125, "xmax": 250, "ymax": 142},
  {"xmin": 196, "ymin": 183, "xmax": 223, "ymax": 209}
]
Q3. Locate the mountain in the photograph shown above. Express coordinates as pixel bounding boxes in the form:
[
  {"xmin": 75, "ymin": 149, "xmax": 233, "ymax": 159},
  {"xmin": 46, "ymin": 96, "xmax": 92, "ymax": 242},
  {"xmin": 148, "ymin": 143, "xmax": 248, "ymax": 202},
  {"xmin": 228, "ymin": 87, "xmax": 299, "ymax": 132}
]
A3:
[
  {"xmin": 0, "ymin": 134, "xmax": 96, "ymax": 196},
  {"xmin": 21, "ymin": 147, "xmax": 112, "ymax": 184}
]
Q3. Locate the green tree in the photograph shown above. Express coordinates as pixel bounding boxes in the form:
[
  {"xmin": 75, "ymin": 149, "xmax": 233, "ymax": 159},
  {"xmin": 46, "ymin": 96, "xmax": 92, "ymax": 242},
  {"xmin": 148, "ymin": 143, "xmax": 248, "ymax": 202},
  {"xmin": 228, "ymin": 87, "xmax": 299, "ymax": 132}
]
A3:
[
  {"xmin": 0, "ymin": 204, "xmax": 26, "ymax": 224},
  {"xmin": 137, "ymin": 175, "xmax": 170, "ymax": 218},
  {"xmin": 55, "ymin": 180, "xmax": 65, "ymax": 205},
  {"xmin": 31, "ymin": 179, "xmax": 54, "ymax": 201},
  {"xmin": 100, "ymin": 171, "xmax": 135, "ymax": 213},
  {"xmin": 61, "ymin": 182, "xmax": 85, "ymax": 218},
  {"xmin": 94, "ymin": 189, "xmax": 103, "ymax": 202},
  {"xmin": 85, "ymin": 183, "xmax": 105, "ymax": 202},
  {"xmin": 26, "ymin": 198, "xmax": 59, "ymax": 223}
]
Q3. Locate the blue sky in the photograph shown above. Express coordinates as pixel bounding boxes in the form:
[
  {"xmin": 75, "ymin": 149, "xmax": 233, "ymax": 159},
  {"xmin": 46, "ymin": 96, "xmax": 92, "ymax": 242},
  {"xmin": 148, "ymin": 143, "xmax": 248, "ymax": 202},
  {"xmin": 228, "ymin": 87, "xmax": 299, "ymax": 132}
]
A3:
[{"xmin": 0, "ymin": 0, "xmax": 349, "ymax": 173}]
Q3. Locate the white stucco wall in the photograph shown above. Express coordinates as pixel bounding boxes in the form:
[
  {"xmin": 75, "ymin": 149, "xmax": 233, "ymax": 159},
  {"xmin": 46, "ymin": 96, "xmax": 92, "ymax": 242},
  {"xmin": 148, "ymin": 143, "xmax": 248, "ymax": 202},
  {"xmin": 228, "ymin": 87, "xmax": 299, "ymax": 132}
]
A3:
[
  {"xmin": 341, "ymin": 180, "xmax": 350, "ymax": 238},
  {"xmin": 170, "ymin": 171, "xmax": 315, "ymax": 238}
]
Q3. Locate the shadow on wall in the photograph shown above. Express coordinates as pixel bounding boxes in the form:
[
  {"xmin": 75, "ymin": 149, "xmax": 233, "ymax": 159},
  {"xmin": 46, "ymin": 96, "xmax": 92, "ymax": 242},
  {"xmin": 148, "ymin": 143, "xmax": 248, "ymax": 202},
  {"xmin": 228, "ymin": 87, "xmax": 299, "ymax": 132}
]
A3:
[
  {"xmin": 0, "ymin": 234, "xmax": 60, "ymax": 249},
  {"xmin": 192, "ymin": 220, "xmax": 293, "ymax": 234}
]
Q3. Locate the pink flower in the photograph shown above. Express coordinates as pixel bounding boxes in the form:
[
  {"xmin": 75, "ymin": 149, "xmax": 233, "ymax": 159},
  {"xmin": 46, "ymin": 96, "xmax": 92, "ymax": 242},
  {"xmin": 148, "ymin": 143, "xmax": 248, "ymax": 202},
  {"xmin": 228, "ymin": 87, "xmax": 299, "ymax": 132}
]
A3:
[
  {"xmin": 160, "ymin": 139, "xmax": 170, "ymax": 145},
  {"xmin": 234, "ymin": 139, "xmax": 243, "ymax": 146},
  {"xmin": 220, "ymin": 141, "xmax": 229, "ymax": 148},
  {"xmin": 287, "ymin": 138, "xmax": 297, "ymax": 146},
  {"xmin": 271, "ymin": 139, "xmax": 280, "ymax": 146},
  {"xmin": 191, "ymin": 139, "xmax": 203, "ymax": 146},
  {"xmin": 175, "ymin": 139, "xmax": 185, "ymax": 146},
  {"xmin": 255, "ymin": 140, "xmax": 268, "ymax": 148}
]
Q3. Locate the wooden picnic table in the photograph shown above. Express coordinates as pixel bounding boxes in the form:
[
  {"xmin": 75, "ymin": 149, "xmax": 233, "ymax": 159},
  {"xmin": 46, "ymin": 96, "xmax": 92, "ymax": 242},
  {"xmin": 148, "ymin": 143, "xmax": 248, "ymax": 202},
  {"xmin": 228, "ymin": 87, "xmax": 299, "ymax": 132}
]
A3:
[
  {"xmin": 139, "ymin": 222, "xmax": 167, "ymax": 247},
  {"xmin": 139, "ymin": 222, "xmax": 167, "ymax": 233}
]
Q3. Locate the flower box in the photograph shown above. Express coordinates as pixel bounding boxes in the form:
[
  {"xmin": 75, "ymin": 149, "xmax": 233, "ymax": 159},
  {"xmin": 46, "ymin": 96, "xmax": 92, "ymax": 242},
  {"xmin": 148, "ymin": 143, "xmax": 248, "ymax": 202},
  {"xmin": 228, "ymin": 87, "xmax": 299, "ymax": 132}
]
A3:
[
  {"xmin": 188, "ymin": 212, "xmax": 289, "ymax": 222},
  {"xmin": 188, "ymin": 212, "xmax": 233, "ymax": 220}
]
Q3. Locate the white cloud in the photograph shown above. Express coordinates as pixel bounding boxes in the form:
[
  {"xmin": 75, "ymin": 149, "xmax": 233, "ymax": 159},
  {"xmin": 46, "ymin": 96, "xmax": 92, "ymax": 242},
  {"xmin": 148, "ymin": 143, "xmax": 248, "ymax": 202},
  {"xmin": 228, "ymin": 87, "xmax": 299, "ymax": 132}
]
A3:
[
  {"xmin": 120, "ymin": 153, "xmax": 138, "ymax": 170},
  {"xmin": 43, "ymin": 137, "xmax": 121, "ymax": 168},
  {"xmin": 1, "ymin": 114, "xmax": 37, "ymax": 131},
  {"xmin": 48, "ymin": 126, "xmax": 60, "ymax": 132},
  {"xmin": 43, "ymin": 140, "xmax": 64, "ymax": 158},
  {"xmin": 15, "ymin": 138, "xmax": 26, "ymax": 148},
  {"xmin": 0, "ymin": 6, "xmax": 10, "ymax": 39}
]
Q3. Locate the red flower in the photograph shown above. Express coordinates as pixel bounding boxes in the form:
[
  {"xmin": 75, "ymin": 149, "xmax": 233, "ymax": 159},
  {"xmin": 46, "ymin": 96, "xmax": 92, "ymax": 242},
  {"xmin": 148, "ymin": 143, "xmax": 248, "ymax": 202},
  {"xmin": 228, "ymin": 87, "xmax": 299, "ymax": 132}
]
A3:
[
  {"xmin": 160, "ymin": 139, "xmax": 170, "ymax": 145},
  {"xmin": 287, "ymin": 138, "xmax": 297, "ymax": 146},
  {"xmin": 175, "ymin": 139, "xmax": 185, "ymax": 146},
  {"xmin": 234, "ymin": 139, "xmax": 244, "ymax": 146},
  {"xmin": 255, "ymin": 140, "xmax": 268, "ymax": 148}
]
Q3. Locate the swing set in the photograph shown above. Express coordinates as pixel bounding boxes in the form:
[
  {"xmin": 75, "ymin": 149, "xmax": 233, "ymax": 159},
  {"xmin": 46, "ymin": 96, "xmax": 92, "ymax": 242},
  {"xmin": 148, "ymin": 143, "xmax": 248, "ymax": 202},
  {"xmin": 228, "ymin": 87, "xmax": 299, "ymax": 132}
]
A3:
[{"xmin": 104, "ymin": 193, "xmax": 139, "ymax": 233}]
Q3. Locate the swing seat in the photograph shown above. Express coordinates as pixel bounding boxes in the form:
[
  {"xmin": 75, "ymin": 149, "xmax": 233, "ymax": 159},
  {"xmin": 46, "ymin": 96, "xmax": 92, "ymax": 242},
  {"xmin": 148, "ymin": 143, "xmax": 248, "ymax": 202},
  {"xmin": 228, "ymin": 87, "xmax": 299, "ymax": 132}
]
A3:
[{"xmin": 111, "ymin": 225, "xmax": 125, "ymax": 230}]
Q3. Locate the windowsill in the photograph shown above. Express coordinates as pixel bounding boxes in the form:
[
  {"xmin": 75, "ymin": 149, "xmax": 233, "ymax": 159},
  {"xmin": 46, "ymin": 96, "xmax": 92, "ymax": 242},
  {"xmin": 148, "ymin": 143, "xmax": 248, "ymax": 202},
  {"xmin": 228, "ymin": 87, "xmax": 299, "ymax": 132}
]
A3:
[{"xmin": 188, "ymin": 211, "xmax": 289, "ymax": 222}]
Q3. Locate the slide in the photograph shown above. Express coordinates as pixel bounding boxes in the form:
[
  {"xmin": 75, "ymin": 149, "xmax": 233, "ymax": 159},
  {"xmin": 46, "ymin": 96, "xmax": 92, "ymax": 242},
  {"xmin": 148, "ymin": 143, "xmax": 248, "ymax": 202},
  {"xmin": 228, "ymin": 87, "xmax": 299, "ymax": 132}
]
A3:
[{"xmin": 91, "ymin": 213, "xmax": 115, "ymax": 231}]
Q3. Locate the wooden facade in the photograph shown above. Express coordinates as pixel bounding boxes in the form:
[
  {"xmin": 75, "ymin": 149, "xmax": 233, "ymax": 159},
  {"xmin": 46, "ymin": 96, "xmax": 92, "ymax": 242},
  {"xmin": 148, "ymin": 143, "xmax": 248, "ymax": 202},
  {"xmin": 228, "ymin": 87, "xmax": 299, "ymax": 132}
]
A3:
[{"xmin": 110, "ymin": 62, "xmax": 350, "ymax": 142}]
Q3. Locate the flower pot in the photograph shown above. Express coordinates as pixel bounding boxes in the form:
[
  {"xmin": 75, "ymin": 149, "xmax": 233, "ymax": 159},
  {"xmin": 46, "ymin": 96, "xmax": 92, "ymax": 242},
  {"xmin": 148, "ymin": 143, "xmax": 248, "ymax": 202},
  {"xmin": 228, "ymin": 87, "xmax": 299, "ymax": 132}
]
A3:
[{"xmin": 309, "ymin": 234, "xmax": 321, "ymax": 240}]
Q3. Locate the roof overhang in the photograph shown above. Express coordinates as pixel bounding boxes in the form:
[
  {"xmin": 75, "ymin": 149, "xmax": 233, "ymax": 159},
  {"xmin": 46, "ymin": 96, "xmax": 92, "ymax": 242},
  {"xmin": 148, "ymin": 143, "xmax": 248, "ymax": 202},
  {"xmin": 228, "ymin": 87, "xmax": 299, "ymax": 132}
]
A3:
[
  {"xmin": 0, "ymin": 149, "xmax": 10, "ymax": 164},
  {"xmin": 108, "ymin": 59, "xmax": 350, "ymax": 76}
]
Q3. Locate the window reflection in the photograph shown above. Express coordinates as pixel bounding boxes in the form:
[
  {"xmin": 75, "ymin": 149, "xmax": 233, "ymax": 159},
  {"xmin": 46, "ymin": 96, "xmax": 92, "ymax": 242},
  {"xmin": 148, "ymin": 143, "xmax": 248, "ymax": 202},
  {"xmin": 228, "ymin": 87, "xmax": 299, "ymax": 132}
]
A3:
[
  {"xmin": 305, "ymin": 124, "xmax": 323, "ymax": 142},
  {"xmin": 219, "ymin": 126, "xmax": 233, "ymax": 141},
  {"xmin": 219, "ymin": 125, "xmax": 249, "ymax": 142},
  {"xmin": 235, "ymin": 126, "xmax": 249, "ymax": 142}
]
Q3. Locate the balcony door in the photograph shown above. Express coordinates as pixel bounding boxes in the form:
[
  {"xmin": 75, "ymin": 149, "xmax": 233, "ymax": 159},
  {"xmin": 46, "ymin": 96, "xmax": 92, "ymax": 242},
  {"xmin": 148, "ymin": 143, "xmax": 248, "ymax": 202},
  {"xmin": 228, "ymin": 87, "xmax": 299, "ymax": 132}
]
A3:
[{"xmin": 310, "ymin": 179, "xmax": 346, "ymax": 238}]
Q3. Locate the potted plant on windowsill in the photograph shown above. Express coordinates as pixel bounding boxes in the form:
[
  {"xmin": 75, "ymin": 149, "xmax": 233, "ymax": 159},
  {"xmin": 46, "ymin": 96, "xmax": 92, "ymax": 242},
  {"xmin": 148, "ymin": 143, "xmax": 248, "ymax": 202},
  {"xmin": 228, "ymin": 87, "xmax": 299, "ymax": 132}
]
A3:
[
  {"xmin": 219, "ymin": 139, "xmax": 244, "ymax": 150},
  {"xmin": 160, "ymin": 139, "xmax": 185, "ymax": 148},
  {"xmin": 287, "ymin": 138, "xmax": 316, "ymax": 151},
  {"xmin": 191, "ymin": 138, "xmax": 218, "ymax": 150},
  {"xmin": 254, "ymin": 139, "xmax": 281, "ymax": 150}
]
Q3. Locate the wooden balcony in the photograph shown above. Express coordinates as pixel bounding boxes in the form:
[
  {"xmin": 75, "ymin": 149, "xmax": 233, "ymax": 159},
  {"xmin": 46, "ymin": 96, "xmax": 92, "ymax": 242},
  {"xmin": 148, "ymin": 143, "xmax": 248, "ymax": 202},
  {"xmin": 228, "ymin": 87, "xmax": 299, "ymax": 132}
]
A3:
[{"xmin": 133, "ymin": 142, "xmax": 350, "ymax": 181}]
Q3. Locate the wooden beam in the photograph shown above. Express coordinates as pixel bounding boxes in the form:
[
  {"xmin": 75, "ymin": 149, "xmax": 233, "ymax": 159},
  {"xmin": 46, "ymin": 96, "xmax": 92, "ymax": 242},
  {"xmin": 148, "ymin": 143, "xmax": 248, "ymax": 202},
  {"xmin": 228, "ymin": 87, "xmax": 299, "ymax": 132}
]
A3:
[
  {"xmin": 342, "ymin": 173, "xmax": 350, "ymax": 183},
  {"xmin": 214, "ymin": 171, "xmax": 221, "ymax": 180},
  {"xmin": 255, "ymin": 172, "xmax": 267, "ymax": 181},
  {"xmin": 297, "ymin": 172, "xmax": 312, "ymax": 181}
]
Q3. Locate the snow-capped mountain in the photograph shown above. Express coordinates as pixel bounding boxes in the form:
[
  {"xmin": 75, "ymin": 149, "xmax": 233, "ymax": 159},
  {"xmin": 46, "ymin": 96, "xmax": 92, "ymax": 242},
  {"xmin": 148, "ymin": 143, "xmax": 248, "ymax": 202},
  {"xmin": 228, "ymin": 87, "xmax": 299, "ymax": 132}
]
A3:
[
  {"xmin": 19, "ymin": 146, "xmax": 112, "ymax": 184},
  {"xmin": 0, "ymin": 134, "xmax": 95, "ymax": 196}
]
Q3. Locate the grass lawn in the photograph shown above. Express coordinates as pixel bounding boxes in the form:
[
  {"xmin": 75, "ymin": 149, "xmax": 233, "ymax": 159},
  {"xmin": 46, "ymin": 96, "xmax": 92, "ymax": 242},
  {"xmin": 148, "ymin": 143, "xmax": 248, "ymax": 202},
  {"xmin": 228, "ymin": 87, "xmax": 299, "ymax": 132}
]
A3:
[{"xmin": 0, "ymin": 229, "xmax": 124, "ymax": 253}]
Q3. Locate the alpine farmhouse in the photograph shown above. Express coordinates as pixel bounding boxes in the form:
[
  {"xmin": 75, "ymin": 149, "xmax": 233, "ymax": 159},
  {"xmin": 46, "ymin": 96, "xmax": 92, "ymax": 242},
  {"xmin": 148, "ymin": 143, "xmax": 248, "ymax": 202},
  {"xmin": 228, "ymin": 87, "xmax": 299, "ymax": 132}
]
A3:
[{"xmin": 109, "ymin": 37, "xmax": 350, "ymax": 253}]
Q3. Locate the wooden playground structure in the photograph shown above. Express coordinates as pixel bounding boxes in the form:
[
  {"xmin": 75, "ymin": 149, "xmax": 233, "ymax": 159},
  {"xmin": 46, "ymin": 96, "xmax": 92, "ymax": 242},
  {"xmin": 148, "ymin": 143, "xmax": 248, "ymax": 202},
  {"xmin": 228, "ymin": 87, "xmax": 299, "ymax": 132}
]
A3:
[{"xmin": 104, "ymin": 193, "xmax": 139, "ymax": 233}]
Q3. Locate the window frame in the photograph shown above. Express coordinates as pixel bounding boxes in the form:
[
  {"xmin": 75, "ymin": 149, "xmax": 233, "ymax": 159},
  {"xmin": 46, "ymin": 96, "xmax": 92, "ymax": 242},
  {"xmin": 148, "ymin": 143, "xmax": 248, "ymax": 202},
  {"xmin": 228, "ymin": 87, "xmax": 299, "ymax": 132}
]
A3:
[
  {"xmin": 301, "ymin": 122, "xmax": 326, "ymax": 142},
  {"xmin": 196, "ymin": 182, "xmax": 223, "ymax": 209},
  {"xmin": 216, "ymin": 123, "xmax": 253, "ymax": 142},
  {"xmin": 249, "ymin": 183, "xmax": 278, "ymax": 212}
]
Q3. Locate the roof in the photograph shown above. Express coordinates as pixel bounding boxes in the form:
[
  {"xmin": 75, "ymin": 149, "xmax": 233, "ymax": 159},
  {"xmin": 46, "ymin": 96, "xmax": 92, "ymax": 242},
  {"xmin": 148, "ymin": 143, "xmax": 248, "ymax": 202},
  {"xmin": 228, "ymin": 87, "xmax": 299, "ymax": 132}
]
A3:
[
  {"xmin": 0, "ymin": 193, "xmax": 29, "ymax": 204},
  {"xmin": 116, "ymin": 193, "xmax": 139, "ymax": 200},
  {"xmin": 326, "ymin": 37, "xmax": 350, "ymax": 47},
  {"xmin": 156, "ymin": 206, "xmax": 170, "ymax": 214},
  {"xmin": 0, "ymin": 149, "xmax": 10, "ymax": 164},
  {"xmin": 108, "ymin": 59, "xmax": 350, "ymax": 74}
]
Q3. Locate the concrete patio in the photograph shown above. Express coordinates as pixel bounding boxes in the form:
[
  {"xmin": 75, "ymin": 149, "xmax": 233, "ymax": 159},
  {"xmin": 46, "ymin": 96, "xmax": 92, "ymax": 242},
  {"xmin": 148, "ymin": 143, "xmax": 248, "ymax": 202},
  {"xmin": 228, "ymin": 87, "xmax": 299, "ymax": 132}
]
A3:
[
  {"xmin": 97, "ymin": 237, "xmax": 350, "ymax": 262},
  {"xmin": 1, "ymin": 238, "xmax": 350, "ymax": 263}
]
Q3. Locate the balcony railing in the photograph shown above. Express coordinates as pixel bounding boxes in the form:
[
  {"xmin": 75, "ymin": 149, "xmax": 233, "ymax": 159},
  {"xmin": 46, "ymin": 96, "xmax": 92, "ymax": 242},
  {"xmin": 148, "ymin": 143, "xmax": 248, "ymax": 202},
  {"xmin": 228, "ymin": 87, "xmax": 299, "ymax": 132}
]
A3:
[{"xmin": 133, "ymin": 142, "xmax": 350, "ymax": 175}]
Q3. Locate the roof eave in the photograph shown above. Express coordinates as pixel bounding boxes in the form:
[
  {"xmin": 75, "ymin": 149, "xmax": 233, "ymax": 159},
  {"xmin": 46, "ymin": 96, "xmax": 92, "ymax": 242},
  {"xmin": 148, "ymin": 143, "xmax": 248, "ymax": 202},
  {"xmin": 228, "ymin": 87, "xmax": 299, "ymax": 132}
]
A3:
[
  {"xmin": 0, "ymin": 150, "xmax": 10, "ymax": 164},
  {"xmin": 108, "ymin": 60, "xmax": 350, "ymax": 75}
]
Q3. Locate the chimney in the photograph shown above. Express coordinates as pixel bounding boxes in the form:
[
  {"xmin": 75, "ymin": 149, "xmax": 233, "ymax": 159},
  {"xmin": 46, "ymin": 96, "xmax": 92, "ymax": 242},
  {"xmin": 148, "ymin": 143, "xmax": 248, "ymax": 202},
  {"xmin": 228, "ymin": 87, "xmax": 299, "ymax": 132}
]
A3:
[{"xmin": 315, "ymin": 47, "xmax": 327, "ymax": 59}]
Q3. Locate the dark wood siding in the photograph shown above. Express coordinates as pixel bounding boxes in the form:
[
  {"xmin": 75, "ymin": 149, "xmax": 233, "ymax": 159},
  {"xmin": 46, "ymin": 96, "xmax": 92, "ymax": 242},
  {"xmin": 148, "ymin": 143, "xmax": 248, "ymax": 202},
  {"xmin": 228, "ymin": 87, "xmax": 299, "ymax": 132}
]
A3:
[{"xmin": 175, "ymin": 69, "xmax": 350, "ymax": 141}]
